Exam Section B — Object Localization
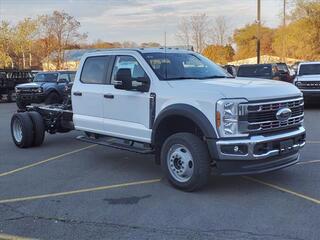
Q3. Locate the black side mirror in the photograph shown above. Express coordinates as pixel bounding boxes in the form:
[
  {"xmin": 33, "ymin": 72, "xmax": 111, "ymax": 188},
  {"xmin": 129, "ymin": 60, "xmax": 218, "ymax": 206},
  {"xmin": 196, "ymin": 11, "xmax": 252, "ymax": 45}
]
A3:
[{"xmin": 114, "ymin": 68, "xmax": 133, "ymax": 90}]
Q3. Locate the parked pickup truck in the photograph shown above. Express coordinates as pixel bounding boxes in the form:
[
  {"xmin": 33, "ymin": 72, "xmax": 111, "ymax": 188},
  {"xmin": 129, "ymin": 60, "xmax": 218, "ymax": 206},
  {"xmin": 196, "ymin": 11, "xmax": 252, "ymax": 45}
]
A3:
[
  {"xmin": 294, "ymin": 62, "xmax": 320, "ymax": 102},
  {"xmin": 15, "ymin": 71, "xmax": 76, "ymax": 109},
  {"xmin": 0, "ymin": 69, "xmax": 33, "ymax": 102},
  {"xmin": 10, "ymin": 48, "xmax": 306, "ymax": 191}
]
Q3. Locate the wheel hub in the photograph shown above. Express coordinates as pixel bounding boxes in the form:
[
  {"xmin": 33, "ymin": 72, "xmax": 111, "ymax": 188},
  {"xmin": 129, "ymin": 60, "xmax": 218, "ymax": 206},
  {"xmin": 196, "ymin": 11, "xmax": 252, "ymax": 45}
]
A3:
[{"xmin": 167, "ymin": 144, "xmax": 194, "ymax": 182}]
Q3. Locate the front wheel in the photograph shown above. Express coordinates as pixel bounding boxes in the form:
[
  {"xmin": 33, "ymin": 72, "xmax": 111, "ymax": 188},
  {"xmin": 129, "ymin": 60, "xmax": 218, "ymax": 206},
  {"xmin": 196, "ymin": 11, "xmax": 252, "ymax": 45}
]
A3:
[
  {"xmin": 45, "ymin": 92, "xmax": 61, "ymax": 105},
  {"xmin": 161, "ymin": 132, "xmax": 211, "ymax": 191}
]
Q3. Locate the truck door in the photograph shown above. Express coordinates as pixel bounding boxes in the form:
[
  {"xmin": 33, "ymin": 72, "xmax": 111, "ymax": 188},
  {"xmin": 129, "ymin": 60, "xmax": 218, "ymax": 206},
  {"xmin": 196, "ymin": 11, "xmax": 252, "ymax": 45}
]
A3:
[
  {"xmin": 102, "ymin": 55, "xmax": 152, "ymax": 143},
  {"xmin": 72, "ymin": 56, "xmax": 112, "ymax": 134}
]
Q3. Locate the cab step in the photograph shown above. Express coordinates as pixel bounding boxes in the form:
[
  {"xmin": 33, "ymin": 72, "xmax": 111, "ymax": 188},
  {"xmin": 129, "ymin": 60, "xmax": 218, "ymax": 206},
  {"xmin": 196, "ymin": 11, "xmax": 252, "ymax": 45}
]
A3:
[{"xmin": 77, "ymin": 135, "xmax": 154, "ymax": 154}]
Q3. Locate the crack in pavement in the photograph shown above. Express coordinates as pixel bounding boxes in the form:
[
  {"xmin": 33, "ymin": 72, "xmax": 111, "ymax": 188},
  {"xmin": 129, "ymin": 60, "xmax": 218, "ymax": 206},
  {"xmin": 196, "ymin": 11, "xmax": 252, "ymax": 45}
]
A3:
[{"xmin": 0, "ymin": 204, "xmax": 304, "ymax": 240}]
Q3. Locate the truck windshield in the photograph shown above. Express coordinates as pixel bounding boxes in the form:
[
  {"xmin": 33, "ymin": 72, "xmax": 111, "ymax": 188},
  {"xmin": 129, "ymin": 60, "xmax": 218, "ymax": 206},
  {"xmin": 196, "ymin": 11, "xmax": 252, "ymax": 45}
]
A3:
[
  {"xmin": 34, "ymin": 73, "xmax": 58, "ymax": 82},
  {"xmin": 237, "ymin": 65, "xmax": 272, "ymax": 78},
  {"xmin": 142, "ymin": 52, "xmax": 230, "ymax": 80},
  {"xmin": 299, "ymin": 64, "xmax": 320, "ymax": 75}
]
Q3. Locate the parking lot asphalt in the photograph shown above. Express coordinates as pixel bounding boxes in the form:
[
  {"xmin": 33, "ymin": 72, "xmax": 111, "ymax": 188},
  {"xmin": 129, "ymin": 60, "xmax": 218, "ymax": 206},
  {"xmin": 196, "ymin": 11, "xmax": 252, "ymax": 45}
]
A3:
[{"xmin": 0, "ymin": 102, "xmax": 319, "ymax": 240}]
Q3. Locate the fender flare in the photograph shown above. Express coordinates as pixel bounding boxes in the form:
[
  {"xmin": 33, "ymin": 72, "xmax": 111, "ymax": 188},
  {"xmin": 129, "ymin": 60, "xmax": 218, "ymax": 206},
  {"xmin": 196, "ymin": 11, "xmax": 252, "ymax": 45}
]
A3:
[{"xmin": 151, "ymin": 104, "xmax": 217, "ymax": 145}]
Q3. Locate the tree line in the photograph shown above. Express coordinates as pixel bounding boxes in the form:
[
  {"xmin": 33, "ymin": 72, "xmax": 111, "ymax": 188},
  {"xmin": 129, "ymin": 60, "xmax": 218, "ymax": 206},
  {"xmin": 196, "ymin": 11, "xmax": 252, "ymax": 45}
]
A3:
[
  {"xmin": 179, "ymin": 0, "xmax": 320, "ymax": 64},
  {"xmin": 0, "ymin": 0, "xmax": 319, "ymax": 69}
]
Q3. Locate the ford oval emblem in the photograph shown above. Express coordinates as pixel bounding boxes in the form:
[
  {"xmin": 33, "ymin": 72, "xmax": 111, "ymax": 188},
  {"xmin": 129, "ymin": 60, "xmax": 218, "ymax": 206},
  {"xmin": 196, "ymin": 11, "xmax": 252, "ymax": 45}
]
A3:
[{"xmin": 276, "ymin": 108, "xmax": 292, "ymax": 122}]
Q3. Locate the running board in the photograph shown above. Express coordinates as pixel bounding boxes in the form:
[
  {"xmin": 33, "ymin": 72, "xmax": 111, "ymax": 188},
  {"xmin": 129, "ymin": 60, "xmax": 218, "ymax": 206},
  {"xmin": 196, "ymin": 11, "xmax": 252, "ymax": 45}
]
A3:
[{"xmin": 77, "ymin": 135, "xmax": 154, "ymax": 154}]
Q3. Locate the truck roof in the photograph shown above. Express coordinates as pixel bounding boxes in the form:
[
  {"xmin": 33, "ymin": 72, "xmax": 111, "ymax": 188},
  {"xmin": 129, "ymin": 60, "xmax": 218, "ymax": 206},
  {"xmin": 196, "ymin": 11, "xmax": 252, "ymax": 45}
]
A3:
[
  {"xmin": 299, "ymin": 61, "xmax": 320, "ymax": 65},
  {"xmin": 83, "ymin": 47, "xmax": 193, "ymax": 58}
]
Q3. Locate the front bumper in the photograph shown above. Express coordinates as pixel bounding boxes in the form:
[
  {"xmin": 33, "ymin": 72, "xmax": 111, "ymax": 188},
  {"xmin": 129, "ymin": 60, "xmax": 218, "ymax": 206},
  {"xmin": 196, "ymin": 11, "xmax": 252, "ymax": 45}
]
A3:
[
  {"xmin": 300, "ymin": 89, "xmax": 320, "ymax": 98},
  {"xmin": 16, "ymin": 93, "xmax": 46, "ymax": 103},
  {"xmin": 208, "ymin": 126, "xmax": 306, "ymax": 175}
]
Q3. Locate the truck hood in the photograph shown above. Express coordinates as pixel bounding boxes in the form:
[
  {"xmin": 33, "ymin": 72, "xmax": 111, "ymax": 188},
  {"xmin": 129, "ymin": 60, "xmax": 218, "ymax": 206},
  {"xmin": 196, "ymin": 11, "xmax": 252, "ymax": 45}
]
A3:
[
  {"xmin": 16, "ymin": 82, "xmax": 52, "ymax": 89},
  {"xmin": 296, "ymin": 75, "xmax": 320, "ymax": 81},
  {"xmin": 167, "ymin": 77, "xmax": 302, "ymax": 101}
]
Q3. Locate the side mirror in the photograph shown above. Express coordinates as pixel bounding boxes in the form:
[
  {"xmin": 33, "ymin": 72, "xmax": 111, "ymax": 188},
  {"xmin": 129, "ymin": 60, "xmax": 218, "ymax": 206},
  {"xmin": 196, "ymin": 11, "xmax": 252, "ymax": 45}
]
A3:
[
  {"xmin": 57, "ymin": 78, "xmax": 68, "ymax": 83},
  {"xmin": 114, "ymin": 68, "xmax": 133, "ymax": 90}
]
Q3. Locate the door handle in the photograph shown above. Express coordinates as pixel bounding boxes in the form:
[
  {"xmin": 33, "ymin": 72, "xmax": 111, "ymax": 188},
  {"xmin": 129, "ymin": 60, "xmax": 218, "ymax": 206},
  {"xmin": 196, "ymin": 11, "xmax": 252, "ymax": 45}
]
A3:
[
  {"xmin": 73, "ymin": 92, "xmax": 82, "ymax": 96},
  {"xmin": 104, "ymin": 94, "xmax": 114, "ymax": 99}
]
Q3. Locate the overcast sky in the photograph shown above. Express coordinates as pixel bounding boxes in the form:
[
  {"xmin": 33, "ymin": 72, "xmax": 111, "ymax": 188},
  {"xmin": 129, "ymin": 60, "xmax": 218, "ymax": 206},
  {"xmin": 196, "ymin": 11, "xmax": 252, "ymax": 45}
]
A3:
[{"xmin": 0, "ymin": 0, "xmax": 289, "ymax": 45}]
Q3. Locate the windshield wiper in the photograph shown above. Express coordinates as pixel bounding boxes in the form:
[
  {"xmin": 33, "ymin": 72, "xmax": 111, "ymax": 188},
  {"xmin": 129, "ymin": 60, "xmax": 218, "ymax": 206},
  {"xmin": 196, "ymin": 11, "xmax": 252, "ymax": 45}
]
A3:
[
  {"xmin": 165, "ymin": 77, "xmax": 195, "ymax": 80},
  {"xmin": 198, "ymin": 75, "xmax": 233, "ymax": 79}
]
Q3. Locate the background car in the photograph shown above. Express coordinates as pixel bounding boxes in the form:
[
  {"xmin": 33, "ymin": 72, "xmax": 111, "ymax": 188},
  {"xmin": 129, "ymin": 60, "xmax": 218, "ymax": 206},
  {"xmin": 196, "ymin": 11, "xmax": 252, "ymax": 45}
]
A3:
[
  {"xmin": 15, "ymin": 70, "xmax": 76, "ymax": 109},
  {"xmin": 237, "ymin": 63, "xmax": 292, "ymax": 82},
  {"xmin": 0, "ymin": 69, "xmax": 32, "ymax": 102}
]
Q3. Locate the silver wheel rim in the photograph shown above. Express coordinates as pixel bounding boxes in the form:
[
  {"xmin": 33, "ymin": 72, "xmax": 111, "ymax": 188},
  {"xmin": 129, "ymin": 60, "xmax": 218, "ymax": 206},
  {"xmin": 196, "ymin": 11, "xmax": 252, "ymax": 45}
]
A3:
[
  {"xmin": 167, "ymin": 144, "xmax": 194, "ymax": 183},
  {"xmin": 13, "ymin": 118, "xmax": 23, "ymax": 143}
]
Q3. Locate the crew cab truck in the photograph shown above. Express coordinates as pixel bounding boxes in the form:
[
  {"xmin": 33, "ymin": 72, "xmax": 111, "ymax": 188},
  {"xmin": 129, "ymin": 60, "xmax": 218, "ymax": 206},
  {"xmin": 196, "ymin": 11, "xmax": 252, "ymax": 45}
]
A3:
[
  {"xmin": 294, "ymin": 62, "xmax": 320, "ymax": 102},
  {"xmin": 10, "ymin": 48, "xmax": 306, "ymax": 191}
]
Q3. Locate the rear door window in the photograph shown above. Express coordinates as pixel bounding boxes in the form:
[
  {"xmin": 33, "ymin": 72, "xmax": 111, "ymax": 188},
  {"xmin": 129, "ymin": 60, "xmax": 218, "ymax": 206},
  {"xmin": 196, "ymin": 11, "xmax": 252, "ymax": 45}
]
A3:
[{"xmin": 80, "ymin": 56, "xmax": 111, "ymax": 84}]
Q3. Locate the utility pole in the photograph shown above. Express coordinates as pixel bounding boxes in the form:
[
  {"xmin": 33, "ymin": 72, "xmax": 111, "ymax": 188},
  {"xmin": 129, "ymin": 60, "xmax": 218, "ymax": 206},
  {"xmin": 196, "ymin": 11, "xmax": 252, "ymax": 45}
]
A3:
[
  {"xmin": 257, "ymin": 0, "xmax": 261, "ymax": 64},
  {"xmin": 282, "ymin": 0, "xmax": 287, "ymax": 62}
]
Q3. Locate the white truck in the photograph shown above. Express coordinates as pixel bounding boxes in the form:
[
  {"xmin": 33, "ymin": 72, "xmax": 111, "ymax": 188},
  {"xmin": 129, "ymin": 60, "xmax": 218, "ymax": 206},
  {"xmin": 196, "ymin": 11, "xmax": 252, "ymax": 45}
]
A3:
[
  {"xmin": 294, "ymin": 61, "xmax": 320, "ymax": 101},
  {"xmin": 10, "ymin": 48, "xmax": 306, "ymax": 191}
]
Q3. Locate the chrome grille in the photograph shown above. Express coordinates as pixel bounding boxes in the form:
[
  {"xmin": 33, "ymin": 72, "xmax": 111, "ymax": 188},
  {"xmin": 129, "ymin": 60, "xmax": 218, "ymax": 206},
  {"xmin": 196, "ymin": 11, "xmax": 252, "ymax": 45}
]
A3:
[
  {"xmin": 239, "ymin": 97, "xmax": 304, "ymax": 133},
  {"xmin": 296, "ymin": 81, "xmax": 320, "ymax": 89}
]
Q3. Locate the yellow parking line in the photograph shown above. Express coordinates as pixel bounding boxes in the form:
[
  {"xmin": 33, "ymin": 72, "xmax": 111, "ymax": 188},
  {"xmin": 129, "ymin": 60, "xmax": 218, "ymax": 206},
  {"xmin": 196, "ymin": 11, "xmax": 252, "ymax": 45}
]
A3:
[
  {"xmin": 297, "ymin": 160, "xmax": 320, "ymax": 165},
  {"xmin": 0, "ymin": 144, "xmax": 96, "ymax": 178},
  {"xmin": 0, "ymin": 233, "xmax": 36, "ymax": 240},
  {"xmin": 0, "ymin": 178, "xmax": 161, "ymax": 204},
  {"xmin": 243, "ymin": 176, "xmax": 320, "ymax": 205}
]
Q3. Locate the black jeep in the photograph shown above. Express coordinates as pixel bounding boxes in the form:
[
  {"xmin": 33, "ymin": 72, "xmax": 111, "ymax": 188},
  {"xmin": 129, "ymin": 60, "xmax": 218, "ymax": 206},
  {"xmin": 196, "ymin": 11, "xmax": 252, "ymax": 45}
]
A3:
[
  {"xmin": 0, "ymin": 69, "xmax": 33, "ymax": 102},
  {"xmin": 15, "ymin": 71, "xmax": 76, "ymax": 109}
]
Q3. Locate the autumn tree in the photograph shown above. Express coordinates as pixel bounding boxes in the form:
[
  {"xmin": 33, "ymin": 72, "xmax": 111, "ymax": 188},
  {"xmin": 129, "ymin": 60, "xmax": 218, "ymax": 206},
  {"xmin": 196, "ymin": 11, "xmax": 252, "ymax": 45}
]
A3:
[
  {"xmin": 39, "ymin": 11, "xmax": 87, "ymax": 69},
  {"xmin": 202, "ymin": 44, "xmax": 234, "ymax": 64},
  {"xmin": 233, "ymin": 23, "xmax": 274, "ymax": 60},
  {"xmin": 0, "ymin": 21, "xmax": 14, "ymax": 68},
  {"xmin": 12, "ymin": 18, "xmax": 38, "ymax": 69}
]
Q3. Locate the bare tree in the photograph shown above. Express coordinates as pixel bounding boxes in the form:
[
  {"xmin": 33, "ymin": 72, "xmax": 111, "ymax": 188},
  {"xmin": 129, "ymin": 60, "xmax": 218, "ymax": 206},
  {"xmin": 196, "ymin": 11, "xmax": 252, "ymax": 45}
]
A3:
[
  {"xmin": 211, "ymin": 16, "xmax": 230, "ymax": 45},
  {"xmin": 176, "ymin": 13, "xmax": 209, "ymax": 52},
  {"xmin": 176, "ymin": 17, "xmax": 191, "ymax": 47},
  {"xmin": 39, "ymin": 11, "xmax": 87, "ymax": 69},
  {"xmin": 191, "ymin": 13, "xmax": 209, "ymax": 52}
]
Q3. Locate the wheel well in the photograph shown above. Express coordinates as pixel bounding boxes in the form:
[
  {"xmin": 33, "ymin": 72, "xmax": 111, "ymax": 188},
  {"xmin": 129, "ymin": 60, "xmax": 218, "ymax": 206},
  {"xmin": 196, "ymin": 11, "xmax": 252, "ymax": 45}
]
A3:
[{"xmin": 153, "ymin": 115, "xmax": 205, "ymax": 164}]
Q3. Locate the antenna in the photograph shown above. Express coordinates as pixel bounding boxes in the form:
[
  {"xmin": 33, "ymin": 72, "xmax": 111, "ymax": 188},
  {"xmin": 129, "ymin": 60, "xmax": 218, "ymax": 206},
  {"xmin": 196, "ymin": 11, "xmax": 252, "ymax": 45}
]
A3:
[{"xmin": 164, "ymin": 31, "xmax": 167, "ymax": 79}]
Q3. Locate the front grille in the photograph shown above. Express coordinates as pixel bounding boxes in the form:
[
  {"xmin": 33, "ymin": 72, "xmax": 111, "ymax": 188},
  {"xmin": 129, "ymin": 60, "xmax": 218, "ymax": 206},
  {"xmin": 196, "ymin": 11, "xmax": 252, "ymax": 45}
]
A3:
[
  {"xmin": 296, "ymin": 81, "xmax": 320, "ymax": 89},
  {"xmin": 18, "ymin": 88, "xmax": 40, "ymax": 93},
  {"xmin": 239, "ymin": 97, "xmax": 304, "ymax": 133}
]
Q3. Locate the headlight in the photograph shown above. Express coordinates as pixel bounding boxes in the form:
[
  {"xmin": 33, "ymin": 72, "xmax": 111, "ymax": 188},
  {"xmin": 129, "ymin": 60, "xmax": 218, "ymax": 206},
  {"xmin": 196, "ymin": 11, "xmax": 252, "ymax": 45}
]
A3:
[
  {"xmin": 32, "ymin": 88, "xmax": 43, "ymax": 93},
  {"xmin": 216, "ymin": 99, "xmax": 248, "ymax": 138},
  {"xmin": 295, "ymin": 81, "xmax": 302, "ymax": 87}
]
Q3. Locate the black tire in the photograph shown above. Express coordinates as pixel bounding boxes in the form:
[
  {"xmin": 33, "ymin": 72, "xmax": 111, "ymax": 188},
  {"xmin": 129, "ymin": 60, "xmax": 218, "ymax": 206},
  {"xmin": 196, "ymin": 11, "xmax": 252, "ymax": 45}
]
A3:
[
  {"xmin": 28, "ymin": 111, "xmax": 45, "ymax": 147},
  {"xmin": 45, "ymin": 92, "xmax": 61, "ymax": 105},
  {"xmin": 16, "ymin": 98, "xmax": 27, "ymax": 110},
  {"xmin": 160, "ymin": 132, "xmax": 211, "ymax": 191},
  {"xmin": 11, "ymin": 112, "xmax": 34, "ymax": 148}
]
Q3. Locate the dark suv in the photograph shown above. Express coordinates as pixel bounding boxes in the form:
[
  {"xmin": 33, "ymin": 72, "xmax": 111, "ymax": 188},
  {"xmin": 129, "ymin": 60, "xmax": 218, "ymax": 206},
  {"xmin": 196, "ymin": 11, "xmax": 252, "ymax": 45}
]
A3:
[
  {"xmin": 0, "ymin": 69, "xmax": 33, "ymax": 102},
  {"xmin": 237, "ymin": 64, "xmax": 291, "ymax": 83},
  {"xmin": 15, "ymin": 71, "xmax": 76, "ymax": 109}
]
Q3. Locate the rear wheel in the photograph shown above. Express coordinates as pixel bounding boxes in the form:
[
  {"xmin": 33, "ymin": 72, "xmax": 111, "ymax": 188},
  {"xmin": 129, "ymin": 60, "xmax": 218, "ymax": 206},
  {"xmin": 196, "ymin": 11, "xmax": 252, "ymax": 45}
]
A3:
[
  {"xmin": 11, "ymin": 112, "xmax": 34, "ymax": 148},
  {"xmin": 161, "ymin": 132, "xmax": 211, "ymax": 191},
  {"xmin": 45, "ymin": 92, "xmax": 61, "ymax": 105},
  {"xmin": 28, "ymin": 111, "xmax": 45, "ymax": 146}
]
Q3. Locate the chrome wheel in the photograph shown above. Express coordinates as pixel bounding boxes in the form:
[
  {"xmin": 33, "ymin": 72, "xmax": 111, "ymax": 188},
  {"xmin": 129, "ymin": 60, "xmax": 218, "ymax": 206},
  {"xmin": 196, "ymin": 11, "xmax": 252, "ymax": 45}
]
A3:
[
  {"xmin": 12, "ymin": 118, "xmax": 23, "ymax": 143},
  {"xmin": 167, "ymin": 144, "xmax": 194, "ymax": 183}
]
